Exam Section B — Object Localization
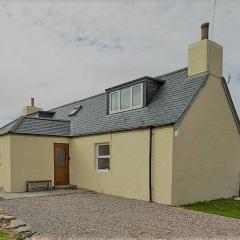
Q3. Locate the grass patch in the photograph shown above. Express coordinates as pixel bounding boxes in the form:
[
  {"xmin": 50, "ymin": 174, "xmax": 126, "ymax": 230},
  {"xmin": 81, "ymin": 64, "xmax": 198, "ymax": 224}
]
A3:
[
  {"xmin": 0, "ymin": 231, "xmax": 9, "ymax": 240},
  {"xmin": 183, "ymin": 198, "xmax": 240, "ymax": 219},
  {"xmin": 0, "ymin": 231, "xmax": 22, "ymax": 240}
]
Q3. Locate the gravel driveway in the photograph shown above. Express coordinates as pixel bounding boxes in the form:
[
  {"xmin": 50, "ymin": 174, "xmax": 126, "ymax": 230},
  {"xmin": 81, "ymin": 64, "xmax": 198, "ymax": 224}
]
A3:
[{"xmin": 0, "ymin": 190, "xmax": 240, "ymax": 239}]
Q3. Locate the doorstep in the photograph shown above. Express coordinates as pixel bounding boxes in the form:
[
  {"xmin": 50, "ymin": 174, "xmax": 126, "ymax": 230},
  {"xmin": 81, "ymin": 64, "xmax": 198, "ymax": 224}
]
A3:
[{"xmin": 53, "ymin": 184, "xmax": 77, "ymax": 190}]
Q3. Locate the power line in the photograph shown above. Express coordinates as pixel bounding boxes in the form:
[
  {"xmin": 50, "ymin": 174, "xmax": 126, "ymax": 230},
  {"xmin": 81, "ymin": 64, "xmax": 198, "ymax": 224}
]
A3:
[
  {"xmin": 208, "ymin": 0, "xmax": 217, "ymax": 76},
  {"xmin": 210, "ymin": 0, "xmax": 217, "ymax": 41}
]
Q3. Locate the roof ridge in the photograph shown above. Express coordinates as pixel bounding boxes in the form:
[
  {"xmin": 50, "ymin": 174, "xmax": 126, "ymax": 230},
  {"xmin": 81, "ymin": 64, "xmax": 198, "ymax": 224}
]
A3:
[
  {"xmin": 49, "ymin": 92, "xmax": 105, "ymax": 111},
  {"xmin": 49, "ymin": 68, "xmax": 188, "ymax": 112},
  {"xmin": 155, "ymin": 67, "xmax": 187, "ymax": 78},
  {"xmin": 9, "ymin": 116, "xmax": 25, "ymax": 132}
]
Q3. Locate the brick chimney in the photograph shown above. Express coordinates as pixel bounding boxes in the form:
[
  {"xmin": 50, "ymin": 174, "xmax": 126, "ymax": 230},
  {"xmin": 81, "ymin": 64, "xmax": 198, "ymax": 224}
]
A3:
[
  {"xmin": 22, "ymin": 98, "xmax": 43, "ymax": 116},
  {"xmin": 188, "ymin": 22, "xmax": 223, "ymax": 77}
]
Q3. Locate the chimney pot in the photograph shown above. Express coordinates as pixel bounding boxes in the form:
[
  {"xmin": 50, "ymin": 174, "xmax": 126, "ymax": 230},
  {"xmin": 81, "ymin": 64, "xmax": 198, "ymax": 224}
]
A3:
[
  {"xmin": 31, "ymin": 97, "xmax": 35, "ymax": 107},
  {"xmin": 201, "ymin": 22, "xmax": 209, "ymax": 40}
]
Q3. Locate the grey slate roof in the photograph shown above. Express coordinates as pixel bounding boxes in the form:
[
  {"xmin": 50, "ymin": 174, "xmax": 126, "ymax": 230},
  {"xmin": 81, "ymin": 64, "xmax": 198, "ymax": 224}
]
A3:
[
  {"xmin": 0, "ymin": 117, "xmax": 70, "ymax": 136},
  {"xmin": 0, "ymin": 119, "xmax": 18, "ymax": 135},
  {"xmin": 0, "ymin": 68, "xmax": 209, "ymax": 137},
  {"xmin": 14, "ymin": 117, "xmax": 70, "ymax": 136}
]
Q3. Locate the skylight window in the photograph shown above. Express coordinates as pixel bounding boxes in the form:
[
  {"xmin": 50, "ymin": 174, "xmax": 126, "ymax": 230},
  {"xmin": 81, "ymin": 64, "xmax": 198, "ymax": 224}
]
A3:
[
  {"xmin": 109, "ymin": 83, "xmax": 143, "ymax": 113},
  {"xmin": 68, "ymin": 106, "xmax": 82, "ymax": 116}
]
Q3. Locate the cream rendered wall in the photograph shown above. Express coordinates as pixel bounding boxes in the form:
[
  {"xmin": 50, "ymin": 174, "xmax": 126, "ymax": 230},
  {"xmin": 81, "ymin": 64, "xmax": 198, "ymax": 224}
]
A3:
[
  {"xmin": 70, "ymin": 130, "xmax": 150, "ymax": 201},
  {"xmin": 10, "ymin": 135, "xmax": 69, "ymax": 192},
  {"xmin": 172, "ymin": 74, "xmax": 240, "ymax": 205},
  {"xmin": 70, "ymin": 127, "xmax": 174, "ymax": 203},
  {"xmin": 152, "ymin": 127, "xmax": 174, "ymax": 205},
  {"xmin": 0, "ymin": 136, "xmax": 11, "ymax": 192}
]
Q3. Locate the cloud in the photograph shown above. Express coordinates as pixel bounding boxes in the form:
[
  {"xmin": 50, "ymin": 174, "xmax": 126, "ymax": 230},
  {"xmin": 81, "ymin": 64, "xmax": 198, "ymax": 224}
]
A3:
[{"xmin": 0, "ymin": 0, "xmax": 240, "ymax": 126}]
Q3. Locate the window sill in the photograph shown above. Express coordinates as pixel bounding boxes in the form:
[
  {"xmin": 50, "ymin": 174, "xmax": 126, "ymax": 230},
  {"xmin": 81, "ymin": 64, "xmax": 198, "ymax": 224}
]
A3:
[
  {"xmin": 96, "ymin": 169, "xmax": 110, "ymax": 173},
  {"xmin": 109, "ymin": 105, "xmax": 144, "ymax": 115}
]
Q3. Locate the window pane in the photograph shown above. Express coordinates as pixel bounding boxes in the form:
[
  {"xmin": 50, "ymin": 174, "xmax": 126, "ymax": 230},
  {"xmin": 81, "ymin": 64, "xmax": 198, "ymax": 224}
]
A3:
[
  {"xmin": 120, "ymin": 87, "xmax": 130, "ymax": 110},
  {"xmin": 98, "ymin": 145, "xmax": 110, "ymax": 156},
  {"xmin": 132, "ymin": 85, "xmax": 142, "ymax": 107},
  {"xmin": 111, "ymin": 92, "xmax": 119, "ymax": 111},
  {"xmin": 56, "ymin": 147, "xmax": 66, "ymax": 166},
  {"xmin": 98, "ymin": 158, "xmax": 110, "ymax": 170}
]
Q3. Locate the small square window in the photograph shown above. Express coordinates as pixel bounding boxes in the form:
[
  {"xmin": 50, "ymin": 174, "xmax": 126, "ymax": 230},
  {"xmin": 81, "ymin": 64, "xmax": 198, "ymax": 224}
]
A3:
[{"xmin": 96, "ymin": 144, "xmax": 110, "ymax": 171}]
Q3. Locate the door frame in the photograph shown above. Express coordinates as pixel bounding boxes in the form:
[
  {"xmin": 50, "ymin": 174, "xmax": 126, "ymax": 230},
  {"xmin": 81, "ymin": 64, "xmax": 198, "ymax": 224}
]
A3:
[{"xmin": 54, "ymin": 143, "xmax": 70, "ymax": 185}]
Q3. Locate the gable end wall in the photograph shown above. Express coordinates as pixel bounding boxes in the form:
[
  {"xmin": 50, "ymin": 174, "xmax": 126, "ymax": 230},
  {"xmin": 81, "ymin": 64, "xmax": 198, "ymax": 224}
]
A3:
[{"xmin": 172, "ymin": 74, "xmax": 240, "ymax": 205}]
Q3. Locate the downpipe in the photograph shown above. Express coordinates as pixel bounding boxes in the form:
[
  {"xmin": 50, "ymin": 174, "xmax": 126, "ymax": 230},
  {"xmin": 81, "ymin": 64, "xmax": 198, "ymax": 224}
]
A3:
[{"xmin": 149, "ymin": 127, "xmax": 153, "ymax": 202}]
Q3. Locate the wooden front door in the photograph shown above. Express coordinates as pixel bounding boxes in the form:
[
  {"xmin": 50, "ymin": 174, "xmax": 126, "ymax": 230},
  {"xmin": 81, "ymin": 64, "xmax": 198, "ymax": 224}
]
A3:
[{"xmin": 54, "ymin": 143, "xmax": 69, "ymax": 185}]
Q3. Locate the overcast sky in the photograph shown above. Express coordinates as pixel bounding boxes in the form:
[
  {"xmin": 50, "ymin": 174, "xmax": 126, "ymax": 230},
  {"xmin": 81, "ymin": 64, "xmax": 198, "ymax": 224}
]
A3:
[{"xmin": 0, "ymin": 0, "xmax": 240, "ymax": 126}]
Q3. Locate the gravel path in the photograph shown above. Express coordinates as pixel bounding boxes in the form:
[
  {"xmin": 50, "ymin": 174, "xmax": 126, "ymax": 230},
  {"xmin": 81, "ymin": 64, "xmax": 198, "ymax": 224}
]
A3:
[{"xmin": 0, "ymin": 190, "xmax": 240, "ymax": 239}]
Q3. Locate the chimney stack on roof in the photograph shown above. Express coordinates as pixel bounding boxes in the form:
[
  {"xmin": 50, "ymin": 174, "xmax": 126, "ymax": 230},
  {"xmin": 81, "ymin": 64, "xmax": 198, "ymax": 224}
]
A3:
[
  {"xmin": 22, "ymin": 98, "xmax": 43, "ymax": 116},
  {"xmin": 201, "ymin": 22, "xmax": 209, "ymax": 40},
  {"xmin": 188, "ymin": 22, "xmax": 223, "ymax": 77}
]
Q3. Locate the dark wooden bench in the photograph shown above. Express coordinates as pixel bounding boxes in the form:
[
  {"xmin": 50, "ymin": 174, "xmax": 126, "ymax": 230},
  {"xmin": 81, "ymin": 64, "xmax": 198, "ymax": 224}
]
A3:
[{"xmin": 26, "ymin": 180, "xmax": 52, "ymax": 192}]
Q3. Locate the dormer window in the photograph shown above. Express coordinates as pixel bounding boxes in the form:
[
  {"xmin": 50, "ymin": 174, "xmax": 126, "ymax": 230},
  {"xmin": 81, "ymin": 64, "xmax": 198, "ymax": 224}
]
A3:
[{"xmin": 109, "ymin": 83, "xmax": 143, "ymax": 114}]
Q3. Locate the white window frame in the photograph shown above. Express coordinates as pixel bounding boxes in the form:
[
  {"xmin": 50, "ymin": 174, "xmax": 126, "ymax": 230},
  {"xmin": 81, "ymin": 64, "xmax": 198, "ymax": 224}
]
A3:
[
  {"xmin": 110, "ymin": 90, "xmax": 120, "ymax": 113},
  {"xmin": 109, "ymin": 83, "xmax": 143, "ymax": 114},
  {"xmin": 96, "ymin": 143, "xmax": 110, "ymax": 172}
]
